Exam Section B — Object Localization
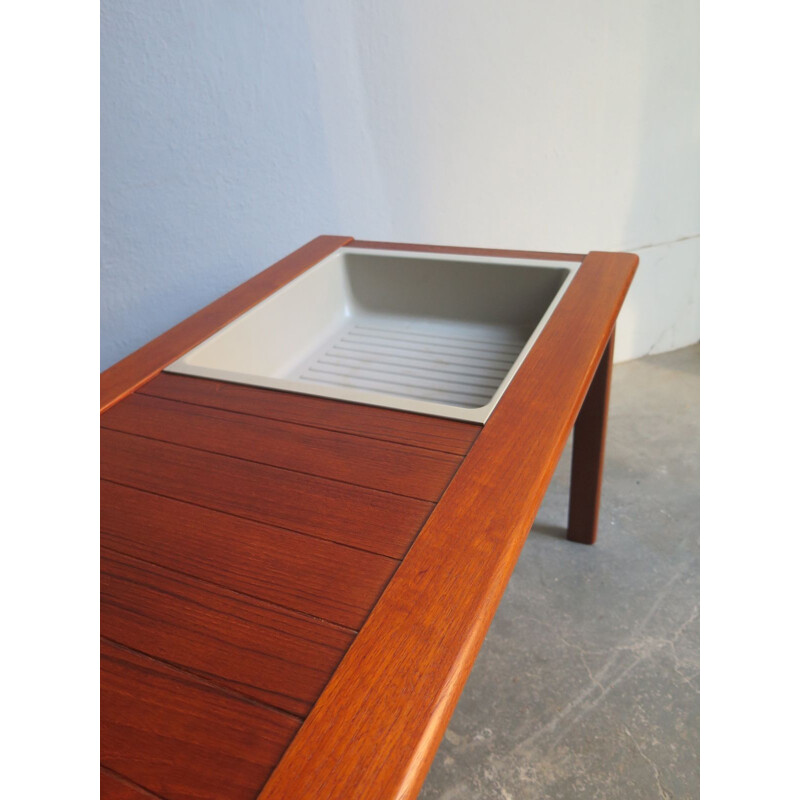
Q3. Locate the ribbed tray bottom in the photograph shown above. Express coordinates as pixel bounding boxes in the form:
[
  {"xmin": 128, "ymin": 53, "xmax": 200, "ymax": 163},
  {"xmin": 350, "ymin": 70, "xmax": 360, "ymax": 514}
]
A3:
[{"xmin": 292, "ymin": 318, "xmax": 527, "ymax": 409}]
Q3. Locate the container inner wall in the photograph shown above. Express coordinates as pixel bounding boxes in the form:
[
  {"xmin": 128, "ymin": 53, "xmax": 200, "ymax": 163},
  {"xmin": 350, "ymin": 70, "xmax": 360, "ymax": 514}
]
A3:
[{"xmin": 344, "ymin": 253, "xmax": 569, "ymax": 326}]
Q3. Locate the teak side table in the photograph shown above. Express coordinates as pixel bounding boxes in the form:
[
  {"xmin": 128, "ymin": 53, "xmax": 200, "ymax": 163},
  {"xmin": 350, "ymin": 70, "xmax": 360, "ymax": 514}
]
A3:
[{"xmin": 100, "ymin": 236, "xmax": 637, "ymax": 800}]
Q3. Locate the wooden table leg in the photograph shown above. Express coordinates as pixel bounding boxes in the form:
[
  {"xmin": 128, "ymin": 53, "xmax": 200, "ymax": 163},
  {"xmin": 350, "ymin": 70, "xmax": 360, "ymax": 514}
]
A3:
[{"xmin": 567, "ymin": 329, "xmax": 615, "ymax": 545}]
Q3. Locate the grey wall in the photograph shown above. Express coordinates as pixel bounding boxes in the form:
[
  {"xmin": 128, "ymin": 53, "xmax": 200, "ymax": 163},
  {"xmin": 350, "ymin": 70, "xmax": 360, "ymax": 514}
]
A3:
[{"xmin": 101, "ymin": 0, "xmax": 699, "ymax": 369}]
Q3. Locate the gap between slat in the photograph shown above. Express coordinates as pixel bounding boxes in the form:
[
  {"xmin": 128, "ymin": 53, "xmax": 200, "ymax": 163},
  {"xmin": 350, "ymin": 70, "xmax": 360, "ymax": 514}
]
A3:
[
  {"xmin": 137, "ymin": 375, "xmax": 481, "ymax": 456},
  {"xmin": 101, "ymin": 476, "xmax": 404, "ymax": 566},
  {"xmin": 101, "ymin": 544, "xmax": 361, "ymax": 637},
  {"xmin": 101, "ymin": 412, "xmax": 453, "ymax": 505},
  {"xmin": 101, "ymin": 636, "xmax": 305, "ymax": 723}
]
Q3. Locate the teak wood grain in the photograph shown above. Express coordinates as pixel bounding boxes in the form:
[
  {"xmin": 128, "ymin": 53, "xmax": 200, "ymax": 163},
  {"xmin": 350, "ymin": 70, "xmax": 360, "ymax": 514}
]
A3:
[
  {"xmin": 256, "ymin": 251, "xmax": 637, "ymax": 800},
  {"xmin": 101, "ymin": 427, "xmax": 432, "ymax": 559},
  {"xmin": 100, "ymin": 235, "xmax": 352, "ymax": 413},
  {"xmin": 101, "ymin": 768, "xmax": 163, "ymax": 800},
  {"xmin": 139, "ymin": 372, "xmax": 480, "ymax": 455},
  {"xmin": 101, "ymin": 392, "xmax": 461, "ymax": 502},
  {"xmin": 101, "ymin": 639, "xmax": 301, "ymax": 800},
  {"xmin": 101, "ymin": 549, "xmax": 354, "ymax": 716},
  {"xmin": 101, "ymin": 480, "xmax": 396, "ymax": 629}
]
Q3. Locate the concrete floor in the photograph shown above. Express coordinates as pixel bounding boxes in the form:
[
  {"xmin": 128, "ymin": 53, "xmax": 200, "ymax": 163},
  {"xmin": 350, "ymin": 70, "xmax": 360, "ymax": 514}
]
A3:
[{"xmin": 419, "ymin": 344, "xmax": 699, "ymax": 800}]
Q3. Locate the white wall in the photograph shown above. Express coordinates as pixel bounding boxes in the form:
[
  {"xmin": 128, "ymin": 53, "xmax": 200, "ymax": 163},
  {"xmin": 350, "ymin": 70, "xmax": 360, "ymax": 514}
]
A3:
[{"xmin": 101, "ymin": 0, "xmax": 698, "ymax": 369}]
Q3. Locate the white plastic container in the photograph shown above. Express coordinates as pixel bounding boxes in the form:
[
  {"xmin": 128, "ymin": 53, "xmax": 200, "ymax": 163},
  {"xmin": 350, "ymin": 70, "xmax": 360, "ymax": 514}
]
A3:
[{"xmin": 166, "ymin": 247, "xmax": 577, "ymax": 422}]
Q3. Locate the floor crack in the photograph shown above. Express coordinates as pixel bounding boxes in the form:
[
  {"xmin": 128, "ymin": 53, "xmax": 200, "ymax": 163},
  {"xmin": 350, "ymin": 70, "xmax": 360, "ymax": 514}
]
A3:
[{"xmin": 623, "ymin": 725, "xmax": 672, "ymax": 800}]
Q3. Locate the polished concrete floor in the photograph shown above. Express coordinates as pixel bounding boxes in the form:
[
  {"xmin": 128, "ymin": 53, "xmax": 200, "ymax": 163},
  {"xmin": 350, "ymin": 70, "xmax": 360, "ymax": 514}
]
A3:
[{"xmin": 420, "ymin": 344, "xmax": 699, "ymax": 800}]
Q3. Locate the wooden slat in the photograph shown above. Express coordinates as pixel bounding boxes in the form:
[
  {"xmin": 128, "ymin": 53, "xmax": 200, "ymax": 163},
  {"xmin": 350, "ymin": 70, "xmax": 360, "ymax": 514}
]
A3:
[
  {"xmin": 102, "ymin": 392, "xmax": 461, "ymax": 502},
  {"xmin": 101, "ymin": 640, "xmax": 300, "ymax": 800},
  {"xmin": 140, "ymin": 373, "xmax": 480, "ymax": 456},
  {"xmin": 256, "ymin": 251, "xmax": 638, "ymax": 800},
  {"xmin": 101, "ymin": 481, "xmax": 397, "ymax": 629},
  {"xmin": 100, "ymin": 235, "xmax": 352, "ymax": 413},
  {"xmin": 101, "ymin": 428, "xmax": 432, "ymax": 559},
  {"xmin": 101, "ymin": 768, "xmax": 164, "ymax": 799},
  {"xmin": 349, "ymin": 238, "xmax": 586, "ymax": 262},
  {"xmin": 101, "ymin": 550, "xmax": 354, "ymax": 716}
]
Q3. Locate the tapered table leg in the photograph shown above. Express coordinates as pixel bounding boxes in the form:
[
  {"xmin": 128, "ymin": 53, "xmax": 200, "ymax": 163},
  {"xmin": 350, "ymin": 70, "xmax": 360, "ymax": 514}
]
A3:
[{"xmin": 567, "ymin": 329, "xmax": 615, "ymax": 545}]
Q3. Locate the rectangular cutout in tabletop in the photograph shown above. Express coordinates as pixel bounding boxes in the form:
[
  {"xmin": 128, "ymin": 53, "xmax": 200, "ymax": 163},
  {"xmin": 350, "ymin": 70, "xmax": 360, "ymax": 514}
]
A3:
[{"xmin": 166, "ymin": 247, "xmax": 576, "ymax": 422}]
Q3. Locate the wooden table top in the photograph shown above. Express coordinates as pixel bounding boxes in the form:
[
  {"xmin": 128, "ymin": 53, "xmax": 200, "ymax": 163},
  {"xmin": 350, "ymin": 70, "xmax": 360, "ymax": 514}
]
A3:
[{"xmin": 100, "ymin": 237, "xmax": 636, "ymax": 800}]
